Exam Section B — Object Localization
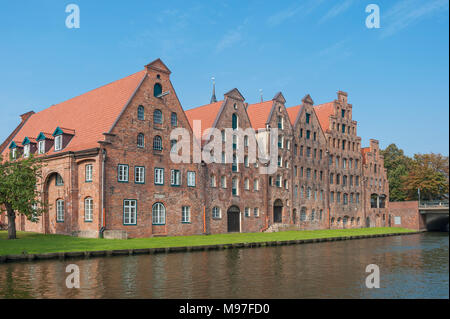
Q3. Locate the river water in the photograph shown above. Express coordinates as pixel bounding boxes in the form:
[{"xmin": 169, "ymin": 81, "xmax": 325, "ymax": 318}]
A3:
[{"xmin": 0, "ymin": 232, "xmax": 448, "ymax": 299}]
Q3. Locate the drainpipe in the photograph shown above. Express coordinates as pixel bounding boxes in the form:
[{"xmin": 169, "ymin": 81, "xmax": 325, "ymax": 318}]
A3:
[{"xmin": 100, "ymin": 148, "xmax": 106, "ymax": 237}]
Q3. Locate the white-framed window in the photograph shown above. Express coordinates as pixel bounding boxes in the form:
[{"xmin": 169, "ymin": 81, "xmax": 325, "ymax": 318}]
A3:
[
  {"xmin": 23, "ymin": 144, "xmax": 30, "ymax": 158},
  {"xmin": 55, "ymin": 174, "xmax": 64, "ymax": 186},
  {"xmin": 118, "ymin": 165, "xmax": 129, "ymax": 182},
  {"xmin": 135, "ymin": 166, "xmax": 145, "ymax": 184},
  {"xmin": 11, "ymin": 148, "xmax": 17, "ymax": 159},
  {"xmin": 210, "ymin": 175, "xmax": 216, "ymax": 187},
  {"xmin": 187, "ymin": 171, "xmax": 196, "ymax": 187},
  {"xmin": 56, "ymin": 199, "xmax": 64, "ymax": 222},
  {"xmin": 152, "ymin": 202, "xmax": 166, "ymax": 225},
  {"xmin": 170, "ymin": 139, "xmax": 177, "ymax": 153},
  {"xmin": 123, "ymin": 199, "xmax": 137, "ymax": 225},
  {"xmin": 254, "ymin": 179, "xmax": 259, "ymax": 191},
  {"xmin": 54, "ymin": 135, "xmax": 62, "ymax": 151},
  {"xmin": 244, "ymin": 178, "xmax": 250, "ymax": 190},
  {"xmin": 85, "ymin": 164, "xmax": 93, "ymax": 182},
  {"xmin": 232, "ymin": 178, "xmax": 239, "ymax": 196},
  {"xmin": 137, "ymin": 133, "xmax": 145, "ymax": 148},
  {"xmin": 38, "ymin": 140, "xmax": 45, "ymax": 154},
  {"xmin": 137, "ymin": 105, "xmax": 145, "ymax": 120},
  {"xmin": 245, "ymin": 207, "xmax": 250, "ymax": 217},
  {"xmin": 154, "ymin": 168, "xmax": 164, "ymax": 185},
  {"xmin": 171, "ymin": 170, "xmax": 181, "ymax": 186},
  {"xmin": 84, "ymin": 197, "xmax": 93, "ymax": 222},
  {"xmin": 212, "ymin": 207, "xmax": 221, "ymax": 219},
  {"xmin": 182, "ymin": 206, "xmax": 191, "ymax": 223},
  {"xmin": 254, "ymin": 208, "xmax": 260, "ymax": 217},
  {"xmin": 221, "ymin": 176, "xmax": 227, "ymax": 188}
]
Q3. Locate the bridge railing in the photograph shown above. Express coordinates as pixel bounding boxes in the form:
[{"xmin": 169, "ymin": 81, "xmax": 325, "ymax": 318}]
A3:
[{"xmin": 419, "ymin": 200, "xmax": 449, "ymax": 208}]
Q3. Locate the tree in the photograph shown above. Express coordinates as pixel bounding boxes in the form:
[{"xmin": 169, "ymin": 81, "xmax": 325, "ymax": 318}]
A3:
[
  {"xmin": 403, "ymin": 154, "xmax": 449, "ymax": 201},
  {"xmin": 381, "ymin": 144, "xmax": 413, "ymax": 201},
  {"xmin": 0, "ymin": 155, "xmax": 46, "ymax": 239}
]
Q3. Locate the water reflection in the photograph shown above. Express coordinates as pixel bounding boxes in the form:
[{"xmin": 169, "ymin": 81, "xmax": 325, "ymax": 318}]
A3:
[{"xmin": 0, "ymin": 233, "xmax": 448, "ymax": 299}]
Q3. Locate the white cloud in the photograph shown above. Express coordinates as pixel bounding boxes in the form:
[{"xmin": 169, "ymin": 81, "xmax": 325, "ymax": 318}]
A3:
[
  {"xmin": 215, "ymin": 29, "xmax": 243, "ymax": 53},
  {"xmin": 267, "ymin": 0, "xmax": 325, "ymax": 27},
  {"xmin": 319, "ymin": 0, "xmax": 354, "ymax": 24},
  {"xmin": 381, "ymin": 0, "xmax": 449, "ymax": 38}
]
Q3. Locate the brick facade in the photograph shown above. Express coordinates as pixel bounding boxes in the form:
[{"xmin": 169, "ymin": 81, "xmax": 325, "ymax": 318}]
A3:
[{"xmin": 0, "ymin": 58, "xmax": 405, "ymax": 238}]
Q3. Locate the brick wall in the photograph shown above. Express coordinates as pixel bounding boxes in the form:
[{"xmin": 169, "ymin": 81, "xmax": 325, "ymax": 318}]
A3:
[{"xmin": 389, "ymin": 201, "xmax": 425, "ymax": 230}]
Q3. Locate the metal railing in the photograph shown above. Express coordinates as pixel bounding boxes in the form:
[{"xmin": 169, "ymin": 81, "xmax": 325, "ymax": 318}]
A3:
[{"xmin": 419, "ymin": 200, "xmax": 449, "ymax": 208}]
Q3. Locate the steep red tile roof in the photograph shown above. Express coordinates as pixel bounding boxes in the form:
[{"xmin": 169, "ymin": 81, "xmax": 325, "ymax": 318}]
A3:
[
  {"xmin": 1, "ymin": 69, "xmax": 146, "ymax": 157},
  {"xmin": 286, "ymin": 105, "xmax": 304, "ymax": 126},
  {"xmin": 185, "ymin": 101, "xmax": 223, "ymax": 140},
  {"xmin": 313, "ymin": 102, "xmax": 335, "ymax": 132},
  {"xmin": 246, "ymin": 101, "xmax": 274, "ymax": 130}
]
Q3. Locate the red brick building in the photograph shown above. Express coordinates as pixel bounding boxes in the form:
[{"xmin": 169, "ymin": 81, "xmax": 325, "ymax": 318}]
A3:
[{"xmin": 0, "ymin": 59, "xmax": 390, "ymax": 238}]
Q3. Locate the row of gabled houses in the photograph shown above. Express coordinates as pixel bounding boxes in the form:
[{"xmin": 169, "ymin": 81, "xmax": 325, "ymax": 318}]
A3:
[{"xmin": 0, "ymin": 59, "xmax": 389, "ymax": 238}]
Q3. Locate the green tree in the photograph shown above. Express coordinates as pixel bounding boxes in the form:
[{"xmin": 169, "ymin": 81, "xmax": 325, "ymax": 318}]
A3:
[
  {"xmin": 403, "ymin": 154, "xmax": 449, "ymax": 201},
  {"xmin": 381, "ymin": 144, "xmax": 413, "ymax": 201},
  {"xmin": 0, "ymin": 155, "xmax": 46, "ymax": 239}
]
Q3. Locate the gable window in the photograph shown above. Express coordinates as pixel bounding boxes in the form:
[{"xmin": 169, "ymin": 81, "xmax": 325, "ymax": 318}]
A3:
[
  {"xmin": 245, "ymin": 207, "xmax": 250, "ymax": 217},
  {"xmin": 54, "ymin": 135, "xmax": 62, "ymax": 151},
  {"xmin": 137, "ymin": 133, "xmax": 145, "ymax": 148},
  {"xmin": 342, "ymin": 124, "xmax": 346, "ymax": 134},
  {"xmin": 342, "ymin": 109, "xmax": 345, "ymax": 118},
  {"xmin": 11, "ymin": 148, "xmax": 17, "ymax": 159},
  {"xmin": 153, "ymin": 136, "xmax": 163, "ymax": 151},
  {"xmin": 278, "ymin": 136, "xmax": 283, "ymax": 148},
  {"xmin": 221, "ymin": 130, "xmax": 226, "ymax": 142},
  {"xmin": 56, "ymin": 174, "xmax": 64, "ymax": 186},
  {"xmin": 137, "ymin": 105, "xmax": 145, "ymax": 120},
  {"xmin": 305, "ymin": 113, "xmax": 311, "ymax": 124},
  {"xmin": 170, "ymin": 139, "xmax": 177, "ymax": 153},
  {"xmin": 254, "ymin": 179, "xmax": 259, "ymax": 191},
  {"xmin": 187, "ymin": 171, "xmax": 196, "ymax": 187},
  {"xmin": 171, "ymin": 112, "xmax": 178, "ymax": 126},
  {"xmin": 153, "ymin": 109, "xmax": 163, "ymax": 124},
  {"xmin": 276, "ymin": 175, "xmax": 282, "ymax": 187},
  {"xmin": 123, "ymin": 200, "xmax": 137, "ymax": 225},
  {"xmin": 154, "ymin": 83, "xmax": 163, "ymax": 97},
  {"xmin": 171, "ymin": 170, "xmax": 181, "ymax": 186},
  {"xmin": 232, "ymin": 113, "xmax": 238, "ymax": 130},
  {"xmin": 85, "ymin": 164, "xmax": 93, "ymax": 182},
  {"xmin": 232, "ymin": 154, "xmax": 238, "ymax": 172},
  {"xmin": 244, "ymin": 178, "xmax": 250, "ymax": 190},
  {"xmin": 84, "ymin": 197, "xmax": 93, "ymax": 222},
  {"xmin": 210, "ymin": 175, "xmax": 216, "ymax": 187},
  {"xmin": 306, "ymin": 130, "xmax": 311, "ymax": 139},
  {"xmin": 277, "ymin": 116, "xmax": 283, "ymax": 129},
  {"xmin": 154, "ymin": 168, "xmax": 164, "ymax": 185},
  {"xmin": 118, "ymin": 165, "xmax": 129, "ymax": 182},
  {"xmin": 135, "ymin": 166, "xmax": 145, "ymax": 184},
  {"xmin": 181, "ymin": 206, "xmax": 191, "ymax": 223},
  {"xmin": 56, "ymin": 199, "xmax": 65, "ymax": 222},
  {"xmin": 221, "ymin": 176, "xmax": 227, "ymax": 188},
  {"xmin": 152, "ymin": 202, "xmax": 165, "ymax": 225}
]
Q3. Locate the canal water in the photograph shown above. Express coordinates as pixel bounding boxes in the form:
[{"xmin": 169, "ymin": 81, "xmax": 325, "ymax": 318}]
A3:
[{"xmin": 0, "ymin": 232, "xmax": 448, "ymax": 299}]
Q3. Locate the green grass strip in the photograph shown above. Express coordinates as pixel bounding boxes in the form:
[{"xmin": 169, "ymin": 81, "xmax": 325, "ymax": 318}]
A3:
[{"xmin": 0, "ymin": 227, "xmax": 415, "ymax": 256}]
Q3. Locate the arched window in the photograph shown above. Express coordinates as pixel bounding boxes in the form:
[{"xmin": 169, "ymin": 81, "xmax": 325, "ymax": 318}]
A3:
[
  {"xmin": 153, "ymin": 109, "xmax": 163, "ymax": 124},
  {"xmin": 137, "ymin": 133, "xmax": 145, "ymax": 148},
  {"xmin": 154, "ymin": 83, "xmax": 162, "ymax": 97},
  {"xmin": 152, "ymin": 202, "xmax": 166, "ymax": 225},
  {"xmin": 232, "ymin": 113, "xmax": 238, "ymax": 130},
  {"xmin": 137, "ymin": 105, "xmax": 145, "ymax": 120},
  {"xmin": 56, "ymin": 199, "xmax": 64, "ymax": 222},
  {"xmin": 171, "ymin": 112, "xmax": 177, "ymax": 126},
  {"xmin": 84, "ymin": 197, "xmax": 93, "ymax": 222},
  {"xmin": 153, "ymin": 136, "xmax": 162, "ymax": 151}
]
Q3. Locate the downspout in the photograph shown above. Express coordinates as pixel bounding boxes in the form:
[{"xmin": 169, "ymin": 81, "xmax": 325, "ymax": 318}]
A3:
[{"xmin": 100, "ymin": 148, "xmax": 106, "ymax": 237}]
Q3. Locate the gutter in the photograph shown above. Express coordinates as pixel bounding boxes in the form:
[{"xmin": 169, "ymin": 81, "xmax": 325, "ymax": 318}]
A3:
[{"xmin": 100, "ymin": 148, "xmax": 107, "ymax": 237}]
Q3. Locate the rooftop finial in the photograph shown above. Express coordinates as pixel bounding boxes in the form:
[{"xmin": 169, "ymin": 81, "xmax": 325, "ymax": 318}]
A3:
[
  {"xmin": 259, "ymin": 89, "xmax": 263, "ymax": 103},
  {"xmin": 210, "ymin": 76, "xmax": 217, "ymax": 103}
]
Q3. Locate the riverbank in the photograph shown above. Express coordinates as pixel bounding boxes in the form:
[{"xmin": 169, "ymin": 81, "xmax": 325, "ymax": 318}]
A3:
[{"xmin": 0, "ymin": 227, "xmax": 418, "ymax": 263}]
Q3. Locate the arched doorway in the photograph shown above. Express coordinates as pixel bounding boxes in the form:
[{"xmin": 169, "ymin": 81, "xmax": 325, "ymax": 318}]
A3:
[
  {"xmin": 292, "ymin": 209, "xmax": 297, "ymax": 224},
  {"xmin": 273, "ymin": 199, "xmax": 283, "ymax": 223},
  {"xmin": 43, "ymin": 172, "xmax": 64, "ymax": 234},
  {"xmin": 227, "ymin": 206, "xmax": 240, "ymax": 233}
]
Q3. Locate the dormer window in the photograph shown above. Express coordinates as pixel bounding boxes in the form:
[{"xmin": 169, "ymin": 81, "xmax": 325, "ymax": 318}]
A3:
[
  {"xmin": 38, "ymin": 140, "xmax": 45, "ymax": 154},
  {"xmin": 24, "ymin": 144, "xmax": 30, "ymax": 158},
  {"xmin": 11, "ymin": 148, "xmax": 17, "ymax": 159},
  {"xmin": 9, "ymin": 141, "xmax": 21, "ymax": 160},
  {"xmin": 55, "ymin": 135, "xmax": 62, "ymax": 151},
  {"xmin": 52, "ymin": 127, "xmax": 75, "ymax": 152}
]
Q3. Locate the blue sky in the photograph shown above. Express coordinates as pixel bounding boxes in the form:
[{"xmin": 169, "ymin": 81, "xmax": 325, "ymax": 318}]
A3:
[{"xmin": 0, "ymin": 0, "xmax": 448, "ymax": 156}]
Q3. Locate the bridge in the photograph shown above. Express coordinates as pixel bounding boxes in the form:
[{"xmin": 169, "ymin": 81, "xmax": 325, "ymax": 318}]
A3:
[{"xmin": 419, "ymin": 200, "xmax": 449, "ymax": 231}]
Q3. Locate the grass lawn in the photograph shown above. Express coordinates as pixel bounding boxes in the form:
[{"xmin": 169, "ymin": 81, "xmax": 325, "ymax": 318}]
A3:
[{"xmin": 0, "ymin": 227, "xmax": 415, "ymax": 256}]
